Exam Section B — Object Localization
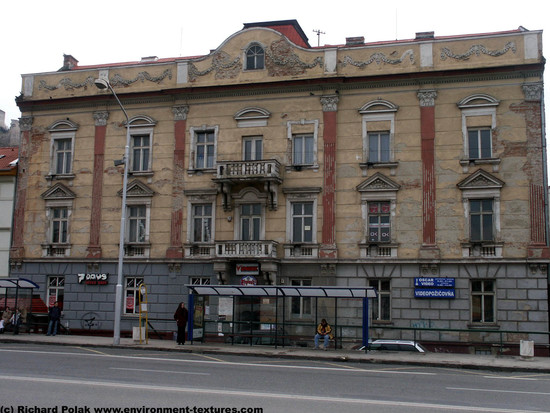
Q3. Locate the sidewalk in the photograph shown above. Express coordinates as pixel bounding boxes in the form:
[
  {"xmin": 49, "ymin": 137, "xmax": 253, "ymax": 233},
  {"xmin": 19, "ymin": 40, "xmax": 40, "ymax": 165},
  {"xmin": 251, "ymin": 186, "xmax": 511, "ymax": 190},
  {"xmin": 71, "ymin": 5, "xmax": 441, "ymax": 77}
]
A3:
[{"xmin": 1, "ymin": 332, "xmax": 550, "ymax": 373}]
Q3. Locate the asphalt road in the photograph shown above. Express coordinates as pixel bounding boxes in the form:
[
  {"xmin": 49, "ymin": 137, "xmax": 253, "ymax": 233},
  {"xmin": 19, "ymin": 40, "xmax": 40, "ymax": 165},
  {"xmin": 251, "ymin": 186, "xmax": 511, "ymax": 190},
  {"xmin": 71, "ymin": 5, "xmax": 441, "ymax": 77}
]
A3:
[{"xmin": 1, "ymin": 343, "xmax": 549, "ymax": 413}]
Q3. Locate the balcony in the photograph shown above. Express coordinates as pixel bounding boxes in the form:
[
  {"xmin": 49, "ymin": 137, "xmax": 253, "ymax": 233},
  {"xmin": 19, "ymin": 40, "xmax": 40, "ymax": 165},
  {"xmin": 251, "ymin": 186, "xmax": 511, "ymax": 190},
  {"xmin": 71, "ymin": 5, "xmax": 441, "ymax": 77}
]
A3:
[
  {"xmin": 359, "ymin": 243, "xmax": 398, "ymax": 258},
  {"xmin": 462, "ymin": 242, "xmax": 503, "ymax": 258},
  {"xmin": 184, "ymin": 243, "xmax": 216, "ymax": 258},
  {"xmin": 213, "ymin": 159, "xmax": 283, "ymax": 210},
  {"xmin": 215, "ymin": 240, "xmax": 278, "ymax": 258}
]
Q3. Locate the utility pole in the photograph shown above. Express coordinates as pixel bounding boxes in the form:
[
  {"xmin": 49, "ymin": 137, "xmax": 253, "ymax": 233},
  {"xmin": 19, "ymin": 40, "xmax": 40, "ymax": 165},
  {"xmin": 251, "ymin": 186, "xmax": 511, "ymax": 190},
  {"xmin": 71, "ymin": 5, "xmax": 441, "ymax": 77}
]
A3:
[{"xmin": 313, "ymin": 29, "xmax": 325, "ymax": 47}]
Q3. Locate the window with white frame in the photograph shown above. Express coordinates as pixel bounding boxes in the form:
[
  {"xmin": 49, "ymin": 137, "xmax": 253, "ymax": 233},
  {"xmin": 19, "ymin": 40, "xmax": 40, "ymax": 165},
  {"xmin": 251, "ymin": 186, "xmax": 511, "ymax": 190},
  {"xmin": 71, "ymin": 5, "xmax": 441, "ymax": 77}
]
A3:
[
  {"xmin": 458, "ymin": 169, "xmax": 503, "ymax": 257},
  {"xmin": 51, "ymin": 207, "xmax": 69, "ymax": 244},
  {"xmin": 190, "ymin": 277, "xmax": 211, "ymax": 285},
  {"xmin": 131, "ymin": 134, "xmax": 151, "ymax": 172},
  {"xmin": 41, "ymin": 183, "xmax": 75, "ymax": 257},
  {"xmin": 240, "ymin": 203, "xmax": 261, "ymax": 241},
  {"xmin": 128, "ymin": 205, "xmax": 147, "ymax": 243},
  {"xmin": 245, "ymin": 44, "xmax": 265, "ymax": 70},
  {"xmin": 243, "ymin": 136, "xmax": 263, "ymax": 161},
  {"xmin": 190, "ymin": 126, "xmax": 218, "ymax": 171},
  {"xmin": 47, "ymin": 276, "xmax": 65, "ymax": 309},
  {"xmin": 290, "ymin": 279, "xmax": 312, "ymax": 318},
  {"xmin": 359, "ymin": 100, "xmax": 398, "ymax": 172},
  {"xmin": 469, "ymin": 199, "xmax": 494, "ymax": 242},
  {"xmin": 124, "ymin": 276, "xmax": 144, "ymax": 315},
  {"xmin": 458, "ymin": 94, "xmax": 500, "ymax": 171},
  {"xmin": 369, "ymin": 279, "xmax": 391, "ymax": 321},
  {"xmin": 368, "ymin": 132, "xmax": 391, "ymax": 163},
  {"xmin": 368, "ymin": 201, "xmax": 391, "ymax": 243},
  {"xmin": 292, "ymin": 134, "xmax": 314, "ymax": 166},
  {"xmin": 47, "ymin": 120, "xmax": 78, "ymax": 178},
  {"xmin": 292, "ymin": 202, "xmax": 314, "ymax": 243},
  {"xmin": 471, "ymin": 280, "xmax": 495, "ymax": 323},
  {"xmin": 192, "ymin": 204, "xmax": 213, "ymax": 243}
]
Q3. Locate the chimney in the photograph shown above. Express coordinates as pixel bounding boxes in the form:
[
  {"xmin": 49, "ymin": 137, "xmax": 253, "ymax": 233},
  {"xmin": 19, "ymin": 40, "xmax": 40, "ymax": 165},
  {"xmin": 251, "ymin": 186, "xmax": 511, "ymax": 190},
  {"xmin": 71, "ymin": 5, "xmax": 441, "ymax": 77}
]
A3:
[
  {"xmin": 415, "ymin": 31, "xmax": 435, "ymax": 40},
  {"xmin": 346, "ymin": 36, "xmax": 365, "ymax": 46},
  {"xmin": 141, "ymin": 56, "xmax": 158, "ymax": 62},
  {"xmin": 60, "ymin": 54, "xmax": 79, "ymax": 71}
]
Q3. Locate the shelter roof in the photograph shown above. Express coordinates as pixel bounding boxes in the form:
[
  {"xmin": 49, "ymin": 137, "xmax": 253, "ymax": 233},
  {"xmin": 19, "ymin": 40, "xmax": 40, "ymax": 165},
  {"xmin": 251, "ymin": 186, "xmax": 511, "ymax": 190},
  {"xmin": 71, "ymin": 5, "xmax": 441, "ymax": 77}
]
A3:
[
  {"xmin": 0, "ymin": 278, "xmax": 39, "ymax": 289},
  {"xmin": 185, "ymin": 285, "xmax": 377, "ymax": 298}
]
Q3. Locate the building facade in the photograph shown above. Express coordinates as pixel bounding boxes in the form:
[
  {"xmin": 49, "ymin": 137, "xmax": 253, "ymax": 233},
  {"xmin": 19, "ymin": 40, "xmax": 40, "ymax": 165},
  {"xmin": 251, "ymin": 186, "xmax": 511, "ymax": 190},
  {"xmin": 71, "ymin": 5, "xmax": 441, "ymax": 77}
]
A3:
[{"xmin": 12, "ymin": 21, "xmax": 548, "ymax": 349}]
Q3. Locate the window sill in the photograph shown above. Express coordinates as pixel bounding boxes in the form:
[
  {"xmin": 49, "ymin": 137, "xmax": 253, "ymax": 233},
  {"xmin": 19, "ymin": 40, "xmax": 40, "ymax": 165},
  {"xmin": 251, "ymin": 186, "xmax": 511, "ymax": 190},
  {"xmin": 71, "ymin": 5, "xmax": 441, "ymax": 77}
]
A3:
[
  {"xmin": 42, "ymin": 243, "xmax": 71, "ymax": 257},
  {"xmin": 187, "ymin": 168, "xmax": 216, "ymax": 176},
  {"xmin": 467, "ymin": 323, "xmax": 500, "ymax": 330},
  {"xmin": 283, "ymin": 243, "xmax": 320, "ymax": 258},
  {"xmin": 46, "ymin": 174, "xmax": 75, "ymax": 181},
  {"xmin": 130, "ymin": 171, "xmax": 154, "ymax": 177},
  {"xmin": 461, "ymin": 242, "xmax": 503, "ymax": 258},
  {"xmin": 286, "ymin": 164, "xmax": 319, "ymax": 172},
  {"xmin": 460, "ymin": 158, "xmax": 500, "ymax": 172},
  {"xmin": 359, "ymin": 243, "xmax": 398, "ymax": 258},
  {"xmin": 359, "ymin": 162, "xmax": 398, "ymax": 176}
]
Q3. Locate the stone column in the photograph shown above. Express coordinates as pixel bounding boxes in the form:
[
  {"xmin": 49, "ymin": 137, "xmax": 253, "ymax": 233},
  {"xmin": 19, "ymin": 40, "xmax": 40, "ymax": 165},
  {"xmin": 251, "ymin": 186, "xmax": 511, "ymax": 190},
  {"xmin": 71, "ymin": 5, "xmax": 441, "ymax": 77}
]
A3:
[
  {"xmin": 320, "ymin": 95, "xmax": 339, "ymax": 259},
  {"xmin": 166, "ymin": 105, "xmax": 189, "ymax": 259},
  {"xmin": 87, "ymin": 111, "xmax": 109, "ymax": 258},
  {"xmin": 10, "ymin": 116, "xmax": 33, "ymax": 260},
  {"xmin": 417, "ymin": 90, "xmax": 439, "ymax": 258}
]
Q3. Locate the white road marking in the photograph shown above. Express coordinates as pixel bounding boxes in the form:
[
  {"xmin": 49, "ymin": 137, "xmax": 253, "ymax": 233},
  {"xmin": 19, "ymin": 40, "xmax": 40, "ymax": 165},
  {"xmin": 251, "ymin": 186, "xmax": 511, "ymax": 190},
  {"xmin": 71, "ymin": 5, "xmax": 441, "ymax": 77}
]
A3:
[
  {"xmin": 110, "ymin": 367, "xmax": 210, "ymax": 375},
  {"xmin": 448, "ymin": 387, "xmax": 550, "ymax": 396},
  {"xmin": 3, "ymin": 374, "xmax": 543, "ymax": 413}
]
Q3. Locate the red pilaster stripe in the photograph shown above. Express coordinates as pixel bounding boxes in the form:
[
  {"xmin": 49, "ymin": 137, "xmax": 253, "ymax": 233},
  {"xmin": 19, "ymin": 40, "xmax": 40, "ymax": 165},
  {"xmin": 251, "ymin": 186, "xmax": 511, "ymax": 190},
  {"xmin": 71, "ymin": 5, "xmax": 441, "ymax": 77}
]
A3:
[
  {"xmin": 420, "ymin": 105, "xmax": 436, "ymax": 246},
  {"xmin": 322, "ymin": 110, "xmax": 337, "ymax": 246},
  {"xmin": 530, "ymin": 184, "xmax": 546, "ymax": 245},
  {"xmin": 87, "ymin": 124, "xmax": 106, "ymax": 257},
  {"xmin": 10, "ymin": 128, "xmax": 30, "ymax": 258}
]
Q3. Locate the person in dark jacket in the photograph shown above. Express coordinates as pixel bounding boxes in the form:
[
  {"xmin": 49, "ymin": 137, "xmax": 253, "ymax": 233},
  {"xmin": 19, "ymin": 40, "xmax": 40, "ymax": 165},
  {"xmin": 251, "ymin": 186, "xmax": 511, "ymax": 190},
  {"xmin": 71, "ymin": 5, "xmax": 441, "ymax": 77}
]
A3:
[
  {"xmin": 173, "ymin": 302, "xmax": 189, "ymax": 345},
  {"xmin": 47, "ymin": 301, "xmax": 62, "ymax": 336}
]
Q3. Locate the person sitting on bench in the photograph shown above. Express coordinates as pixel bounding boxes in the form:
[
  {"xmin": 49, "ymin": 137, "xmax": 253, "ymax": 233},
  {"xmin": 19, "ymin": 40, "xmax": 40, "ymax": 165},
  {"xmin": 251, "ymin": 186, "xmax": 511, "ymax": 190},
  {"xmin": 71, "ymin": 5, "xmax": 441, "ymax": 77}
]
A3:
[{"xmin": 314, "ymin": 318, "xmax": 333, "ymax": 350}]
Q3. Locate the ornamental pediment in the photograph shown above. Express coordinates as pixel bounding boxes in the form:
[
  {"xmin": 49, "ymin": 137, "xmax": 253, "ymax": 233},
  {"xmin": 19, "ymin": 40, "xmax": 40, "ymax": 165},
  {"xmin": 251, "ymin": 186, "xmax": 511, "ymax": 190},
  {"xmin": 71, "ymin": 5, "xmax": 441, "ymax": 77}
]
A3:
[
  {"xmin": 118, "ymin": 180, "xmax": 155, "ymax": 198},
  {"xmin": 457, "ymin": 169, "xmax": 504, "ymax": 190},
  {"xmin": 41, "ymin": 183, "xmax": 76, "ymax": 200},
  {"xmin": 357, "ymin": 172, "xmax": 400, "ymax": 192}
]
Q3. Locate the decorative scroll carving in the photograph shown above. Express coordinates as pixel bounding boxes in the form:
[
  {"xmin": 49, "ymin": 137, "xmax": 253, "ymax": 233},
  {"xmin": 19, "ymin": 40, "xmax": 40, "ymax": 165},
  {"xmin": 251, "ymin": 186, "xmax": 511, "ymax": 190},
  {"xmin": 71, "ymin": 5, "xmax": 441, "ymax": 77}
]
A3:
[
  {"xmin": 417, "ymin": 90, "xmax": 437, "ymax": 107},
  {"xmin": 522, "ymin": 83, "xmax": 543, "ymax": 102},
  {"xmin": 342, "ymin": 50, "xmax": 415, "ymax": 68},
  {"xmin": 440, "ymin": 42, "xmax": 516, "ymax": 60},
  {"xmin": 266, "ymin": 39, "xmax": 323, "ymax": 76},
  {"xmin": 172, "ymin": 105, "xmax": 189, "ymax": 121},
  {"xmin": 19, "ymin": 116, "xmax": 33, "ymax": 131},
  {"xmin": 38, "ymin": 70, "xmax": 172, "ymax": 91},
  {"xmin": 93, "ymin": 111, "xmax": 109, "ymax": 126},
  {"xmin": 188, "ymin": 51, "xmax": 241, "ymax": 81},
  {"xmin": 320, "ymin": 95, "xmax": 339, "ymax": 112}
]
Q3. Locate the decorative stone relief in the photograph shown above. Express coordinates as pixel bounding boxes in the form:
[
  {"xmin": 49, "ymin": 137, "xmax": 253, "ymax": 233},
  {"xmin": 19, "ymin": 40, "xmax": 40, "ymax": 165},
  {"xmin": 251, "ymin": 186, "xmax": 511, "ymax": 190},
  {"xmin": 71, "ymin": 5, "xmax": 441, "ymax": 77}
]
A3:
[
  {"xmin": 38, "ymin": 70, "xmax": 172, "ymax": 91},
  {"xmin": 320, "ymin": 95, "xmax": 339, "ymax": 112},
  {"xmin": 93, "ymin": 111, "xmax": 109, "ymax": 126},
  {"xmin": 341, "ymin": 49, "xmax": 415, "ymax": 68},
  {"xmin": 266, "ymin": 39, "xmax": 323, "ymax": 76},
  {"xmin": 440, "ymin": 42, "xmax": 516, "ymax": 60},
  {"xmin": 522, "ymin": 83, "xmax": 543, "ymax": 101},
  {"xmin": 172, "ymin": 105, "xmax": 189, "ymax": 121},
  {"xmin": 188, "ymin": 51, "xmax": 241, "ymax": 81},
  {"xmin": 417, "ymin": 90, "xmax": 437, "ymax": 107},
  {"xmin": 19, "ymin": 116, "xmax": 33, "ymax": 131}
]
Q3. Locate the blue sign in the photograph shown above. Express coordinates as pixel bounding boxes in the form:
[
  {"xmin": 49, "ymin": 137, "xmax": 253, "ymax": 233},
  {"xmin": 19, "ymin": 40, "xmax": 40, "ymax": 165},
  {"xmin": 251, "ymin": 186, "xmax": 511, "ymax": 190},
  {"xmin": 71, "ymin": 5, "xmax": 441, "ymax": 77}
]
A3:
[
  {"xmin": 415, "ymin": 289, "xmax": 455, "ymax": 298},
  {"xmin": 414, "ymin": 277, "xmax": 455, "ymax": 288}
]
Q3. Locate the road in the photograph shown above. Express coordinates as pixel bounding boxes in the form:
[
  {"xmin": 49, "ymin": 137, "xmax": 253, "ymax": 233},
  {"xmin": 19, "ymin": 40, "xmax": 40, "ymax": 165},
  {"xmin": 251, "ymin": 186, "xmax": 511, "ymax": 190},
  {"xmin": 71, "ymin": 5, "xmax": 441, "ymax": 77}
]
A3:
[{"xmin": 1, "ymin": 343, "xmax": 549, "ymax": 412}]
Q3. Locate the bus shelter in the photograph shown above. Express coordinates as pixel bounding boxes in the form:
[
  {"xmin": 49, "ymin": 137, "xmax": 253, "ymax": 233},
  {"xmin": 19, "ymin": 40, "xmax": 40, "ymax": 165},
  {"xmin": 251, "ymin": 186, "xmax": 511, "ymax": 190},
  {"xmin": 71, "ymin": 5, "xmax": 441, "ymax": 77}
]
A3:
[
  {"xmin": 185, "ymin": 285, "xmax": 377, "ymax": 349},
  {"xmin": 0, "ymin": 278, "xmax": 40, "ymax": 333}
]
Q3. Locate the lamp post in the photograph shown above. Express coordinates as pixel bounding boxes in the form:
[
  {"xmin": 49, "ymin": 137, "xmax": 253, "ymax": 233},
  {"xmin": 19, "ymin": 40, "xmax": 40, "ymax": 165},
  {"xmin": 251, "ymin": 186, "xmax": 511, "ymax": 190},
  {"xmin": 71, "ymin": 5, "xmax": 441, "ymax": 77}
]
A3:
[{"xmin": 94, "ymin": 78, "xmax": 130, "ymax": 345}]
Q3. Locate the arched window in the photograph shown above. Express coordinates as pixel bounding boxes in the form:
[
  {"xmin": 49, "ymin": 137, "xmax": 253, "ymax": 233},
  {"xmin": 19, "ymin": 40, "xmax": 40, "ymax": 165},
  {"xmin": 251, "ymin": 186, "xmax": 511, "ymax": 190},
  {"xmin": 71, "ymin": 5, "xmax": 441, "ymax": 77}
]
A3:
[{"xmin": 246, "ymin": 44, "xmax": 265, "ymax": 70}]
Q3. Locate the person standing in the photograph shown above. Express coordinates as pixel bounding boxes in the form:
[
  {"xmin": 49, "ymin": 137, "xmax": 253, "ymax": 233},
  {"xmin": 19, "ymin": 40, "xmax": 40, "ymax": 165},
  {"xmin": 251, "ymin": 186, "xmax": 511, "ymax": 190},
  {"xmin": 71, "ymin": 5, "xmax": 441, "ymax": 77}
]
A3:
[
  {"xmin": 47, "ymin": 301, "xmax": 61, "ymax": 336},
  {"xmin": 173, "ymin": 302, "xmax": 189, "ymax": 345}
]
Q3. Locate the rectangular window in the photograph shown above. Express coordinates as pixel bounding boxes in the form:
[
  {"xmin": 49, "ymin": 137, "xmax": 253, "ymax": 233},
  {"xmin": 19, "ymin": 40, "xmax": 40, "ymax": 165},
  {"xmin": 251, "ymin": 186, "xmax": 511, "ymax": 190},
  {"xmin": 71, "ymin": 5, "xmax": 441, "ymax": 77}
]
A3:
[
  {"xmin": 471, "ymin": 280, "xmax": 495, "ymax": 323},
  {"xmin": 195, "ymin": 131, "xmax": 215, "ymax": 169},
  {"xmin": 124, "ymin": 277, "xmax": 144, "ymax": 315},
  {"xmin": 291, "ymin": 279, "xmax": 312, "ymax": 317},
  {"xmin": 368, "ymin": 202, "xmax": 391, "ymax": 243},
  {"xmin": 243, "ymin": 137, "xmax": 263, "ymax": 161},
  {"xmin": 293, "ymin": 134, "xmax": 314, "ymax": 165},
  {"xmin": 131, "ymin": 134, "xmax": 151, "ymax": 172},
  {"xmin": 128, "ymin": 205, "xmax": 146, "ymax": 243},
  {"xmin": 468, "ymin": 128, "xmax": 492, "ymax": 159},
  {"xmin": 190, "ymin": 277, "xmax": 211, "ymax": 285},
  {"xmin": 47, "ymin": 276, "xmax": 65, "ymax": 309},
  {"xmin": 51, "ymin": 207, "xmax": 68, "ymax": 244},
  {"xmin": 54, "ymin": 138, "xmax": 72, "ymax": 175},
  {"xmin": 470, "ymin": 199, "xmax": 493, "ymax": 242},
  {"xmin": 369, "ymin": 279, "xmax": 391, "ymax": 321},
  {"xmin": 240, "ymin": 204, "xmax": 261, "ymax": 241},
  {"xmin": 193, "ymin": 204, "xmax": 212, "ymax": 243},
  {"xmin": 292, "ymin": 202, "xmax": 313, "ymax": 243},
  {"xmin": 368, "ymin": 132, "xmax": 390, "ymax": 163}
]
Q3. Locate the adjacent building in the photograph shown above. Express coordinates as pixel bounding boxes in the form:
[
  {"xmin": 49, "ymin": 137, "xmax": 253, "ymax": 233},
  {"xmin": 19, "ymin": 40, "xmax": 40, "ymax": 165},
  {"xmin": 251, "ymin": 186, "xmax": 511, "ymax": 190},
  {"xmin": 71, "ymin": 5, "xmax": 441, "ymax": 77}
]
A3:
[{"xmin": 12, "ymin": 20, "xmax": 548, "ymax": 350}]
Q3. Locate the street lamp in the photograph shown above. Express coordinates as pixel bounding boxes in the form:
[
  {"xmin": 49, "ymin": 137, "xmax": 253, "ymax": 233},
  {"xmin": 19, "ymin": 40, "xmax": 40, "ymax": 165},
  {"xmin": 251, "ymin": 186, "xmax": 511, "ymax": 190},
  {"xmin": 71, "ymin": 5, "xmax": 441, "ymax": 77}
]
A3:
[{"xmin": 94, "ymin": 78, "xmax": 130, "ymax": 345}]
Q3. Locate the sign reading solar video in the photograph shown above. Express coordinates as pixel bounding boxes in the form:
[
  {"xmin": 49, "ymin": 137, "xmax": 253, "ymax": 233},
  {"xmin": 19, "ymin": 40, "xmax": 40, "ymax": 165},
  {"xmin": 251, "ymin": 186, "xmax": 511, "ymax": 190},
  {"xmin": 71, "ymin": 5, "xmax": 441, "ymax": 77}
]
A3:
[{"xmin": 414, "ymin": 277, "xmax": 455, "ymax": 298}]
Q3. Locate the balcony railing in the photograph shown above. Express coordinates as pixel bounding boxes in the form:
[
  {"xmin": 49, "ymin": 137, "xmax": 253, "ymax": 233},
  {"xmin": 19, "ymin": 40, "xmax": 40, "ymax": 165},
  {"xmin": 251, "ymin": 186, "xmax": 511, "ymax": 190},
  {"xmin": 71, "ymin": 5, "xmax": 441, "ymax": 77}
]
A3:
[
  {"xmin": 215, "ymin": 159, "xmax": 282, "ymax": 182},
  {"xmin": 216, "ymin": 241, "xmax": 278, "ymax": 258},
  {"xmin": 184, "ymin": 244, "xmax": 216, "ymax": 258},
  {"xmin": 462, "ymin": 242, "xmax": 503, "ymax": 258},
  {"xmin": 283, "ymin": 243, "xmax": 320, "ymax": 259}
]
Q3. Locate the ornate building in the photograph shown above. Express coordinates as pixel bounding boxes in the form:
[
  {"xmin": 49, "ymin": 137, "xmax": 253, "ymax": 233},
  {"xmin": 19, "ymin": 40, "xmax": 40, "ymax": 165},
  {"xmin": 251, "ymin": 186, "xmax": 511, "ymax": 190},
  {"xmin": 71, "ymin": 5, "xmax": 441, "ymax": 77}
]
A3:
[{"xmin": 12, "ymin": 20, "xmax": 548, "ymax": 349}]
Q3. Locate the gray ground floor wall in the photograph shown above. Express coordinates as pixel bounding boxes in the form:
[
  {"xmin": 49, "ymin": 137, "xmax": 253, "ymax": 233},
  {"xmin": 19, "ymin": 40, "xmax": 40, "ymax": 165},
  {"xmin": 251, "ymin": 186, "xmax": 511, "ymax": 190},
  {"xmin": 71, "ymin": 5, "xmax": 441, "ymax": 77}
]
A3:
[{"xmin": 9, "ymin": 259, "xmax": 549, "ymax": 345}]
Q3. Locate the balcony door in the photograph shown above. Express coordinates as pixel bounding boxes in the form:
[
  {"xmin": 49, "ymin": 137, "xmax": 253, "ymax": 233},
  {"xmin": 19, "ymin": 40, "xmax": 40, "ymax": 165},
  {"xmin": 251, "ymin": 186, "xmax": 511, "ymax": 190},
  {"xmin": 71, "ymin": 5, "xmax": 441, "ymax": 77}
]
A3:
[
  {"xmin": 240, "ymin": 203, "xmax": 262, "ymax": 241},
  {"xmin": 243, "ymin": 137, "xmax": 263, "ymax": 161}
]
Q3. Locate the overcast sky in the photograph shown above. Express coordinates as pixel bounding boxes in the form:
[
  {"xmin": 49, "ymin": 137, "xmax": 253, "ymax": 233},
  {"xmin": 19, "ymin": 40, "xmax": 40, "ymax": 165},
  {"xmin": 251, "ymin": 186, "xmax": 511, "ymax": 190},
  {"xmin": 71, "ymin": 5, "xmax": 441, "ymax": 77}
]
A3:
[{"xmin": 1, "ymin": 0, "xmax": 548, "ymax": 125}]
